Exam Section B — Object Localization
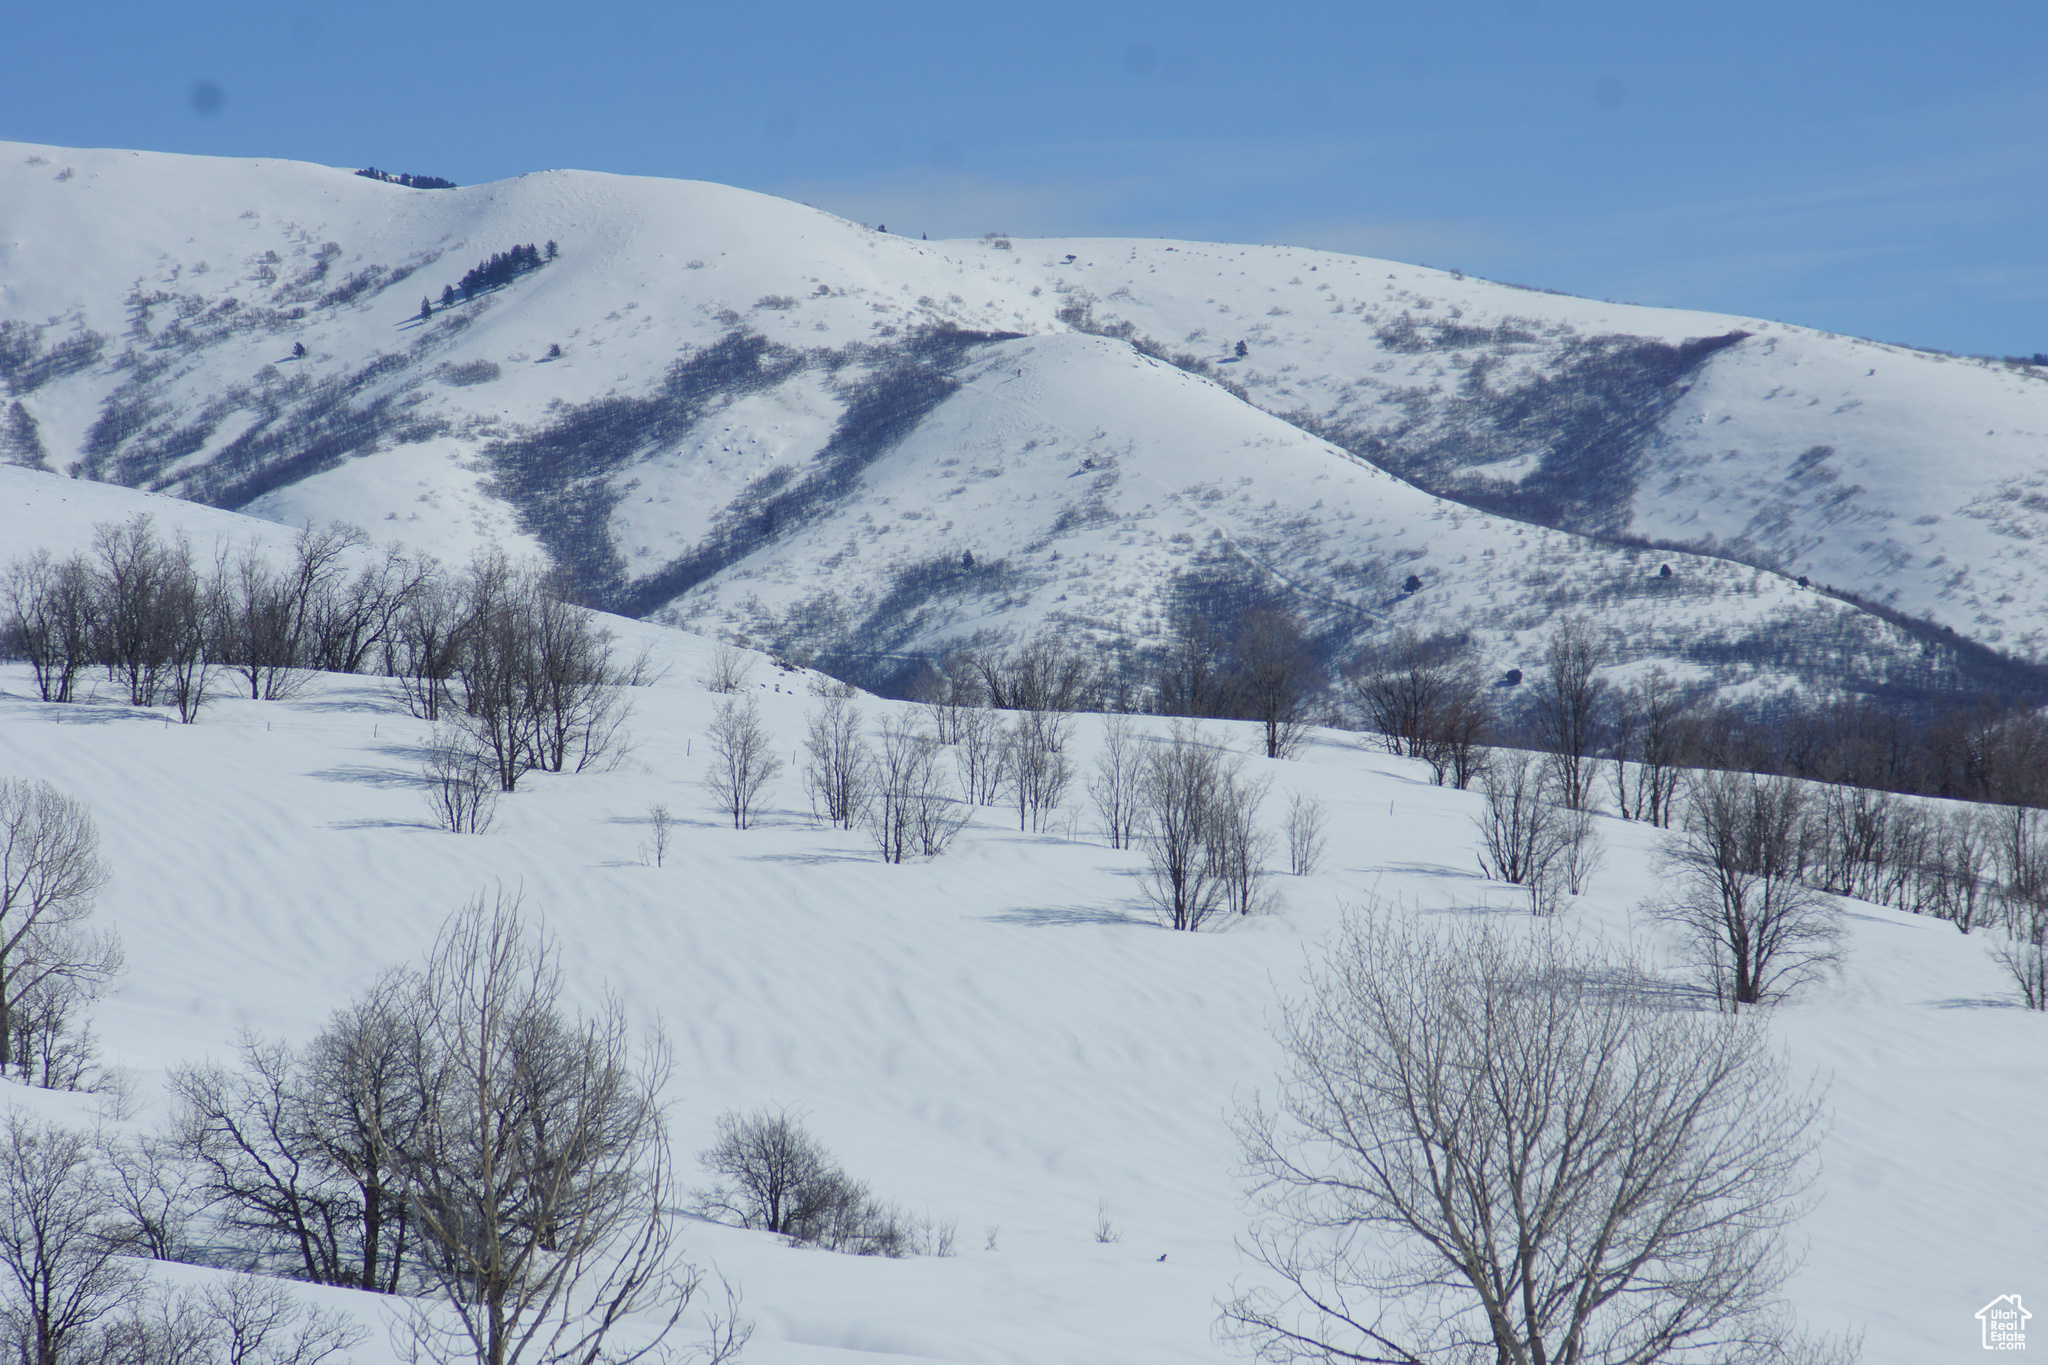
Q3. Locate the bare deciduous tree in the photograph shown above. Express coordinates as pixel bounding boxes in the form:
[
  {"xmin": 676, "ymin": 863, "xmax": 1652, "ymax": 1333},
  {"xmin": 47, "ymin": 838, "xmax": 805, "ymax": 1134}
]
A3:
[
  {"xmin": 1226, "ymin": 916, "xmax": 1851, "ymax": 1365},
  {"xmin": 1153, "ymin": 608, "xmax": 1236, "ymax": 720},
  {"xmin": 1206, "ymin": 766, "xmax": 1273, "ymax": 917},
  {"xmin": 910, "ymin": 653, "xmax": 981, "ymax": 744},
  {"xmin": 1229, "ymin": 606, "xmax": 1322, "ymax": 759},
  {"xmin": 699, "ymin": 643, "xmax": 755, "ymax": 695},
  {"xmin": 423, "ymin": 726, "xmax": 499, "ymax": 835},
  {"xmin": 642, "ymin": 804, "xmax": 674, "ymax": 868},
  {"xmin": 1651, "ymin": 771, "xmax": 1844, "ymax": 1008},
  {"xmin": 1609, "ymin": 669, "xmax": 1689, "ymax": 825},
  {"xmin": 1134, "ymin": 724, "xmax": 1268, "ymax": 930},
  {"xmin": 801, "ymin": 697, "xmax": 872, "ymax": 831},
  {"xmin": 1342, "ymin": 632, "xmax": 1491, "ymax": 788},
  {"xmin": 1005, "ymin": 710, "xmax": 1073, "ymax": 834},
  {"xmin": 865, "ymin": 719, "xmax": 968, "ymax": 863},
  {"xmin": 397, "ymin": 893, "xmax": 739, "ymax": 1365},
  {"xmin": 1285, "ymin": 793, "xmax": 1326, "ymax": 877},
  {"xmin": 95, "ymin": 1130, "xmax": 203, "ymax": 1263},
  {"xmin": 695, "ymin": 1107, "xmax": 912, "ymax": 1257},
  {"xmin": 0, "ymin": 1110, "xmax": 148, "ymax": 1365},
  {"xmin": 2, "ymin": 550, "xmax": 96, "ymax": 704},
  {"xmin": 1087, "ymin": 715, "xmax": 1144, "ymax": 850},
  {"xmin": 0, "ymin": 780, "xmax": 120, "ymax": 1084},
  {"xmin": 968, "ymin": 636, "xmax": 1093, "ymax": 714},
  {"xmin": 954, "ymin": 706, "xmax": 1009, "ymax": 808},
  {"xmin": 1472, "ymin": 751, "xmax": 1566, "ymax": 911},
  {"xmin": 1532, "ymin": 615, "xmax": 1607, "ymax": 811},
  {"xmin": 703, "ymin": 696, "xmax": 775, "ymax": 830}
]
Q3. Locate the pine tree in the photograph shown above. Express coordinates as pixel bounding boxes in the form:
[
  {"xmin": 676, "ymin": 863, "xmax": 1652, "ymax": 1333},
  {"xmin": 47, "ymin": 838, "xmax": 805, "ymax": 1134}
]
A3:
[
  {"xmin": 419, "ymin": 298, "xmax": 433, "ymax": 323},
  {"xmin": 545, "ymin": 240, "xmax": 558, "ymax": 260}
]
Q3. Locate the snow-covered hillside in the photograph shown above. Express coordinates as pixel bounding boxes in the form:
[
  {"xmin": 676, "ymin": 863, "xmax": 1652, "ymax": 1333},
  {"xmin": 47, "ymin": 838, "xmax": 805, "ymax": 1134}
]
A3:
[
  {"xmin": 0, "ymin": 479, "xmax": 2038, "ymax": 1365},
  {"xmin": 2, "ymin": 141, "xmax": 2042, "ymax": 699}
]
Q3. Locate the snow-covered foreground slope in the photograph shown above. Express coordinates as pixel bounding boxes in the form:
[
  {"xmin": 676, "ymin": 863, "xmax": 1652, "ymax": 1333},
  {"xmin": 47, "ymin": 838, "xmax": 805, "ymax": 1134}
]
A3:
[
  {"xmin": 0, "ymin": 491, "xmax": 2040, "ymax": 1365},
  {"xmin": 3, "ymin": 142, "xmax": 2042, "ymax": 697}
]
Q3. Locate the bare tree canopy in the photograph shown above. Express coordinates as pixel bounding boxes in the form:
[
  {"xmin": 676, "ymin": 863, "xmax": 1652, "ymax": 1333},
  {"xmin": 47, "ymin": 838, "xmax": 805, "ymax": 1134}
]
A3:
[
  {"xmin": 1652, "ymin": 771, "xmax": 1845, "ymax": 1008},
  {"xmin": 1343, "ymin": 632, "xmax": 1490, "ymax": 789},
  {"xmin": 0, "ymin": 780, "xmax": 120, "ymax": 1082},
  {"xmin": 1532, "ymin": 615, "xmax": 1607, "ymax": 811},
  {"xmin": 396, "ymin": 891, "xmax": 739, "ymax": 1365},
  {"xmin": 702, "ymin": 696, "xmax": 775, "ymax": 830},
  {"xmin": 1226, "ymin": 916, "xmax": 1851, "ymax": 1365}
]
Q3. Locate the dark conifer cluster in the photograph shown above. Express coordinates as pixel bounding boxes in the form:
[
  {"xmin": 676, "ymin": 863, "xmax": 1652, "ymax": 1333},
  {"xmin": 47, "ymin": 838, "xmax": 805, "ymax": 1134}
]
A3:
[
  {"xmin": 353, "ymin": 166, "xmax": 458, "ymax": 190},
  {"xmin": 456, "ymin": 243, "xmax": 552, "ymax": 301}
]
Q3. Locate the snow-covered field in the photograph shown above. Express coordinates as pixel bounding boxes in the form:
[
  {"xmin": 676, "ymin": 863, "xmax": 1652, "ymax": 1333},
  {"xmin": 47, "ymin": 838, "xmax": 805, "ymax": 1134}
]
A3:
[{"xmin": 0, "ymin": 479, "xmax": 2040, "ymax": 1365}]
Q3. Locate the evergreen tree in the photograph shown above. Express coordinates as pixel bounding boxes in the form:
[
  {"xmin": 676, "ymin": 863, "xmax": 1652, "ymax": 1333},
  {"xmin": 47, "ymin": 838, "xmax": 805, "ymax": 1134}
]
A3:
[
  {"xmin": 418, "ymin": 298, "xmax": 433, "ymax": 323},
  {"xmin": 545, "ymin": 240, "xmax": 558, "ymax": 260}
]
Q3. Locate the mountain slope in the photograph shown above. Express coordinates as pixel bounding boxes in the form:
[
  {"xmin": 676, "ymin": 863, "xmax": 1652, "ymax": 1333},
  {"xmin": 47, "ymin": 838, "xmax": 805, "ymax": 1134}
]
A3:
[
  {"xmin": 3, "ymin": 141, "xmax": 2042, "ymax": 699},
  {"xmin": 0, "ymin": 470, "xmax": 2036, "ymax": 1363}
]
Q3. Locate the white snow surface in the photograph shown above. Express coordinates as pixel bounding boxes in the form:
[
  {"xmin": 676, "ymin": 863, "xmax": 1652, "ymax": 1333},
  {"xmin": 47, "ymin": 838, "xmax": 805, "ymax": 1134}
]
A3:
[
  {"xmin": 3, "ymin": 141, "xmax": 2043, "ymax": 685},
  {"xmin": 0, "ymin": 475, "xmax": 2038, "ymax": 1365}
]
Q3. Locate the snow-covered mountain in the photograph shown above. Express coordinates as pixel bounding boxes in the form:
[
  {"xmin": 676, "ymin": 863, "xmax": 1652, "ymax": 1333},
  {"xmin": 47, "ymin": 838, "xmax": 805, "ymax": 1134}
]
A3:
[{"xmin": 4, "ymin": 141, "xmax": 2042, "ymax": 699}]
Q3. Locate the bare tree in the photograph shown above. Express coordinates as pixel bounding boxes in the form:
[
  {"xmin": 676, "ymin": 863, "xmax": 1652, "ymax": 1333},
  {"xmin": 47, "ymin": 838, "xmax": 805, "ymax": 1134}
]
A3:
[
  {"xmin": 161, "ymin": 547, "xmax": 225, "ymax": 725},
  {"xmin": 1136, "ymin": 724, "xmax": 1230, "ymax": 931},
  {"xmin": 1153, "ymin": 608, "xmax": 1236, "ymax": 719},
  {"xmin": 1342, "ymin": 632, "xmax": 1491, "ymax": 788},
  {"xmin": 1921, "ymin": 805, "xmax": 1996, "ymax": 934},
  {"xmin": 702, "ymin": 696, "xmax": 775, "ymax": 830},
  {"xmin": 954, "ymin": 706, "xmax": 1009, "ymax": 807},
  {"xmin": 968, "ymin": 636, "xmax": 1093, "ymax": 713},
  {"xmin": 95, "ymin": 1130, "xmax": 204, "ymax": 1263},
  {"xmin": 1472, "ymin": 751, "xmax": 1565, "ymax": 905},
  {"xmin": 1532, "ymin": 615, "xmax": 1607, "ymax": 811},
  {"xmin": 1005, "ymin": 710, "xmax": 1073, "ymax": 833},
  {"xmin": 423, "ymin": 726, "xmax": 500, "ymax": 835},
  {"xmin": 1285, "ymin": 793, "xmax": 1326, "ymax": 877},
  {"xmin": 0, "ymin": 1110, "xmax": 148, "ymax": 1365},
  {"xmin": 386, "ymin": 569, "xmax": 464, "ymax": 722},
  {"xmin": 1087, "ymin": 714, "xmax": 1144, "ymax": 850},
  {"xmin": 5, "ymin": 974, "xmax": 107, "ymax": 1093},
  {"xmin": 0, "ymin": 780, "xmax": 120, "ymax": 1082},
  {"xmin": 1557, "ymin": 805, "xmax": 1606, "ymax": 897},
  {"xmin": 397, "ymin": 892, "xmax": 737, "ymax": 1365},
  {"xmin": 1225, "ymin": 915, "xmax": 1850, "ymax": 1365},
  {"xmin": 693, "ymin": 1107, "xmax": 832, "ymax": 1236},
  {"xmin": 1609, "ymin": 669, "xmax": 1688, "ymax": 825},
  {"xmin": 910, "ymin": 653, "xmax": 981, "ymax": 744},
  {"xmin": 1206, "ymin": 766, "xmax": 1274, "ymax": 917},
  {"xmin": 169, "ymin": 1035, "xmax": 364, "ymax": 1284},
  {"xmin": 642, "ymin": 805, "xmax": 674, "ymax": 868},
  {"xmin": 3, "ymin": 550, "xmax": 96, "ymax": 704},
  {"xmin": 1229, "ymin": 606, "xmax": 1322, "ymax": 759},
  {"xmin": 865, "ymin": 719, "xmax": 968, "ymax": 863},
  {"xmin": 1651, "ymin": 771, "xmax": 1844, "ymax": 1009},
  {"xmin": 699, "ymin": 643, "xmax": 755, "ymax": 695},
  {"xmin": 801, "ymin": 697, "xmax": 872, "ymax": 830},
  {"xmin": 695, "ymin": 1108, "xmax": 912, "ymax": 1257},
  {"xmin": 90, "ymin": 515, "xmax": 181, "ymax": 708}
]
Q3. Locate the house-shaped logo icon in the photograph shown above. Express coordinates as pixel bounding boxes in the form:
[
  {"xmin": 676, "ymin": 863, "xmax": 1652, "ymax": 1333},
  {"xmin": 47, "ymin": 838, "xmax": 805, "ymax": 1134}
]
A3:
[{"xmin": 1978, "ymin": 1295, "xmax": 2030, "ymax": 1350}]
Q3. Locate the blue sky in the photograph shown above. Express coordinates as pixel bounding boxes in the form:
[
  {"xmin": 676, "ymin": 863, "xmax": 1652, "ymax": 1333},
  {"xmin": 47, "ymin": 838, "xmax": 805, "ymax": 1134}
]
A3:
[{"xmin": 6, "ymin": 1, "xmax": 2044, "ymax": 356}]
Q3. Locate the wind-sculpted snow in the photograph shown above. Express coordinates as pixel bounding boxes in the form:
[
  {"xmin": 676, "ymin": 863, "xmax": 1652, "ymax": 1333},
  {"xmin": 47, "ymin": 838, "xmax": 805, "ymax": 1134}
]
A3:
[
  {"xmin": 0, "ymin": 478, "xmax": 2038, "ymax": 1362},
  {"xmin": 4, "ymin": 140, "xmax": 2046, "ymax": 700}
]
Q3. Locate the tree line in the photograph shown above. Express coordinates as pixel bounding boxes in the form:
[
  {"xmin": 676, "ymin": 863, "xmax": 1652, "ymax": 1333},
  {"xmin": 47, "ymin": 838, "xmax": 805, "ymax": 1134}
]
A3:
[{"xmin": 353, "ymin": 167, "xmax": 456, "ymax": 190}]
